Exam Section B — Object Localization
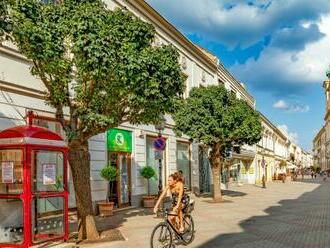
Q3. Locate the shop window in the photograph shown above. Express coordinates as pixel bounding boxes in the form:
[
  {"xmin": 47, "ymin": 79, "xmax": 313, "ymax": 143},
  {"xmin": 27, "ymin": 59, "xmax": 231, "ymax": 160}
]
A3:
[
  {"xmin": 33, "ymin": 118, "xmax": 64, "ymax": 139},
  {"xmin": 146, "ymin": 136, "xmax": 165, "ymax": 195},
  {"xmin": 176, "ymin": 142, "xmax": 191, "ymax": 190},
  {"xmin": 0, "ymin": 199, "xmax": 24, "ymax": 244},
  {"xmin": 0, "ymin": 149, "xmax": 23, "ymax": 194},
  {"xmin": 32, "ymin": 151, "xmax": 64, "ymax": 192},
  {"xmin": 32, "ymin": 197, "xmax": 64, "ymax": 242}
]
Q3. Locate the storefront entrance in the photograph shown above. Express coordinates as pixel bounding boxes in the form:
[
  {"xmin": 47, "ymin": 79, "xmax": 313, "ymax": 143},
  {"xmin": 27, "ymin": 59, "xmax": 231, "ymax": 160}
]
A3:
[
  {"xmin": 107, "ymin": 128, "xmax": 132, "ymax": 209},
  {"xmin": 108, "ymin": 152, "xmax": 132, "ymax": 208}
]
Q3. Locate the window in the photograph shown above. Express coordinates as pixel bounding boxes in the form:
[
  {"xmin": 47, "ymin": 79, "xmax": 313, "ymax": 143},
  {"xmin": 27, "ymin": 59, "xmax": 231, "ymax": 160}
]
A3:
[
  {"xmin": 33, "ymin": 118, "xmax": 64, "ymax": 139},
  {"xmin": 0, "ymin": 199, "xmax": 24, "ymax": 244},
  {"xmin": 146, "ymin": 136, "xmax": 166, "ymax": 195},
  {"xmin": 176, "ymin": 142, "xmax": 191, "ymax": 190},
  {"xmin": 218, "ymin": 79, "xmax": 225, "ymax": 86},
  {"xmin": 32, "ymin": 151, "xmax": 64, "ymax": 192},
  {"xmin": 32, "ymin": 197, "xmax": 64, "ymax": 242},
  {"xmin": 0, "ymin": 149, "xmax": 23, "ymax": 194}
]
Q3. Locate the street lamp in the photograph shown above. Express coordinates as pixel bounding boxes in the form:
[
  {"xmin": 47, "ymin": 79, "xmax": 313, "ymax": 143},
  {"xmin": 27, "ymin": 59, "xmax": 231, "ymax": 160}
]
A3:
[{"xmin": 154, "ymin": 115, "xmax": 166, "ymax": 196}]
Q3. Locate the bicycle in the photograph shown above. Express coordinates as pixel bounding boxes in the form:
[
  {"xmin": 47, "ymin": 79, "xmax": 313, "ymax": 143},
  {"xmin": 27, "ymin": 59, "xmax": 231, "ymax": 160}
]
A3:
[{"xmin": 150, "ymin": 200, "xmax": 195, "ymax": 248}]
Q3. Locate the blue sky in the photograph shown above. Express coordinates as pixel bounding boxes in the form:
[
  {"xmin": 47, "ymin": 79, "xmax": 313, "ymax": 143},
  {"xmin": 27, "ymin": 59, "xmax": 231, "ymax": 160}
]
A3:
[{"xmin": 147, "ymin": 0, "xmax": 330, "ymax": 151}]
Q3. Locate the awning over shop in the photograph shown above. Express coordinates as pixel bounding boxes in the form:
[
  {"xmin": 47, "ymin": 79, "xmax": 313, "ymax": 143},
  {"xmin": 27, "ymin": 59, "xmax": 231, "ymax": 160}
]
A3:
[{"xmin": 232, "ymin": 149, "xmax": 256, "ymax": 161}]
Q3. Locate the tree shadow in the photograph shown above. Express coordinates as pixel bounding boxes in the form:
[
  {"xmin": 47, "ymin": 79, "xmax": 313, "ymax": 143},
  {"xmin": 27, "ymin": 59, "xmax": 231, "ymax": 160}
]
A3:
[
  {"xmin": 199, "ymin": 181, "xmax": 330, "ymax": 248},
  {"xmin": 197, "ymin": 189, "xmax": 247, "ymax": 198}
]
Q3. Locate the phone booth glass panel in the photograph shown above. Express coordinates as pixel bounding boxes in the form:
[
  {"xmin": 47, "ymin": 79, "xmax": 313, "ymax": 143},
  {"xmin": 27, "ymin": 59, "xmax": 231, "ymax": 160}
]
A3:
[
  {"xmin": 32, "ymin": 150, "xmax": 64, "ymax": 192},
  {"xmin": 0, "ymin": 124, "xmax": 68, "ymax": 248},
  {"xmin": 32, "ymin": 196, "xmax": 65, "ymax": 242},
  {"xmin": 0, "ymin": 149, "xmax": 24, "ymax": 194}
]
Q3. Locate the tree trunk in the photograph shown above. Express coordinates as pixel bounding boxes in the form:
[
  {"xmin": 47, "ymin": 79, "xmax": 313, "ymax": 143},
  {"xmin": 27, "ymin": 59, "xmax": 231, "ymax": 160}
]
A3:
[
  {"xmin": 68, "ymin": 141, "xmax": 99, "ymax": 241},
  {"xmin": 210, "ymin": 144, "xmax": 222, "ymax": 202}
]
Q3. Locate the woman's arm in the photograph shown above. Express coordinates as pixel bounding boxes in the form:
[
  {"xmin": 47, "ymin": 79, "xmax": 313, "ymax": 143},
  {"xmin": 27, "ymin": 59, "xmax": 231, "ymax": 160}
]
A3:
[{"xmin": 153, "ymin": 186, "xmax": 169, "ymax": 213}]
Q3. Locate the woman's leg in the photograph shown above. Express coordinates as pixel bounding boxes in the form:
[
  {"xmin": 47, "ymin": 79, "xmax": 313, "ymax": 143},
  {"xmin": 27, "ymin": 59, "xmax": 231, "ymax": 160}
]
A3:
[
  {"xmin": 168, "ymin": 211, "xmax": 177, "ymax": 228},
  {"xmin": 178, "ymin": 206, "xmax": 184, "ymax": 232}
]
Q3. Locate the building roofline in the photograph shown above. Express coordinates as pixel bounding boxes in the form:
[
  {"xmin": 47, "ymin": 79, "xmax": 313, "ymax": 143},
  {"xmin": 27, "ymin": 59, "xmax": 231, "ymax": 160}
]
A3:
[
  {"xmin": 259, "ymin": 112, "xmax": 287, "ymax": 140},
  {"xmin": 217, "ymin": 65, "xmax": 255, "ymax": 105},
  {"xmin": 122, "ymin": 0, "xmax": 218, "ymax": 72}
]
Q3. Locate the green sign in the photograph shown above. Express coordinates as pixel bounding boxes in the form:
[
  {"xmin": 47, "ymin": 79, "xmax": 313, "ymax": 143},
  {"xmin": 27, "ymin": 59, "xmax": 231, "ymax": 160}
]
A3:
[{"xmin": 107, "ymin": 128, "xmax": 132, "ymax": 152}]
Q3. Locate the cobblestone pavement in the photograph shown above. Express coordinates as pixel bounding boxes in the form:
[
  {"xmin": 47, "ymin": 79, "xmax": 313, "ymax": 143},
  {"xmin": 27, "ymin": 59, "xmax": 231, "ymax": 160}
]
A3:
[{"xmin": 56, "ymin": 177, "xmax": 330, "ymax": 248}]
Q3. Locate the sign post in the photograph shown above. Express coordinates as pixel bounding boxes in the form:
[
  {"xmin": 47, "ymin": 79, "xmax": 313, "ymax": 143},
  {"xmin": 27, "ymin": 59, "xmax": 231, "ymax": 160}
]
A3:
[{"xmin": 153, "ymin": 137, "xmax": 166, "ymax": 198}]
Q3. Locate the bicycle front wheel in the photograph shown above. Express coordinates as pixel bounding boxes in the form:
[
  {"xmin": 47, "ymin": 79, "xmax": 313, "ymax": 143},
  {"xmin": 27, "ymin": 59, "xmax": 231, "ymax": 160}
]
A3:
[{"xmin": 150, "ymin": 223, "xmax": 173, "ymax": 248}]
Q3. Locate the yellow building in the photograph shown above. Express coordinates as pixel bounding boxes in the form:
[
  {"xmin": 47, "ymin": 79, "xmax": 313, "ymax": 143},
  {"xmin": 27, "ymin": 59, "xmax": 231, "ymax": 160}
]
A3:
[
  {"xmin": 255, "ymin": 114, "xmax": 288, "ymax": 184},
  {"xmin": 313, "ymin": 66, "xmax": 330, "ymax": 171}
]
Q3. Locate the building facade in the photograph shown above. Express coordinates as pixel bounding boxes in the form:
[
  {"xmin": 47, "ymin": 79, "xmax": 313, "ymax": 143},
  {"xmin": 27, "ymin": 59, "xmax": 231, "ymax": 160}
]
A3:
[
  {"xmin": 313, "ymin": 66, "xmax": 330, "ymax": 172},
  {"xmin": 313, "ymin": 126, "xmax": 327, "ymax": 170},
  {"xmin": 255, "ymin": 114, "xmax": 289, "ymax": 183}
]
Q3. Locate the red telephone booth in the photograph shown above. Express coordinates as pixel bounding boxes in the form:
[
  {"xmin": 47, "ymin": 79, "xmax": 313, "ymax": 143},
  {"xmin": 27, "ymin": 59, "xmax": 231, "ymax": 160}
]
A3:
[{"xmin": 0, "ymin": 118, "xmax": 68, "ymax": 247}]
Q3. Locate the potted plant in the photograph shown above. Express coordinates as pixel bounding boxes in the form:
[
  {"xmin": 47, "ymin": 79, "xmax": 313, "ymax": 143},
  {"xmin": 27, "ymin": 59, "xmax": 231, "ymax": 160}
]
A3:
[
  {"xmin": 140, "ymin": 166, "xmax": 156, "ymax": 208},
  {"xmin": 98, "ymin": 164, "xmax": 117, "ymax": 217}
]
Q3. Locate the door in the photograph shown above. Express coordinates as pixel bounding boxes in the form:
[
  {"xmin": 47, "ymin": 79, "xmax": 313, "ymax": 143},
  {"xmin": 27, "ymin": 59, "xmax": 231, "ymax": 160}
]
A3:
[
  {"xmin": 108, "ymin": 152, "xmax": 131, "ymax": 208},
  {"xmin": 118, "ymin": 154, "xmax": 131, "ymax": 207},
  {"xmin": 31, "ymin": 150, "xmax": 66, "ymax": 243},
  {"xmin": 177, "ymin": 142, "xmax": 191, "ymax": 190}
]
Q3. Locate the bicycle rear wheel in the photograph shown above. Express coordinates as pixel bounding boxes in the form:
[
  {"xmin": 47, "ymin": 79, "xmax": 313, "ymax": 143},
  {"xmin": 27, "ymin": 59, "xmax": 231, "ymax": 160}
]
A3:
[
  {"xmin": 181, "ymin": 215, "xmax": 195, "ymax": 245},
  {"xmin": 150, "ymin": 223, "xmax": 173, "ymax": 248}
]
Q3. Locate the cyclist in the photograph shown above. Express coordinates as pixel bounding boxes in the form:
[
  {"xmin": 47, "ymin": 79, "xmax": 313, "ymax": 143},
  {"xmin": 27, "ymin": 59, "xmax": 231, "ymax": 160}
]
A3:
[{"xmin": 154, "ymin": 172, "xmax": 189, "ymax": 233}]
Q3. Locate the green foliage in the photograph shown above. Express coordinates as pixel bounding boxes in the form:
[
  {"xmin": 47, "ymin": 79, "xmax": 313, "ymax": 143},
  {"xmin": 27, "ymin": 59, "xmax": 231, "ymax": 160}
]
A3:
[
  {"xmin": 140, "ymin": 165, "xmax": 156, "ymax": 179},
  {"xmin": 100, "ymin": 165, "xmax": 117, "ymax": 183},
  {"xmin": 10, "ymin": 0, "xmax": 185, "ymax": 143},
  {"xmin": 0, "ymin": 0, "xmax": 14, "ymax": 40},
  {"xmin": 173, "ymin": 85, "xmax": 262, "ymax": 152},
  {"xmin": 279, "ymin": 160, "xmax": 287, "ymax": 168},
  {"xmin": 140, "ymin": 165, "xmax": 156, "ymax": 196}
]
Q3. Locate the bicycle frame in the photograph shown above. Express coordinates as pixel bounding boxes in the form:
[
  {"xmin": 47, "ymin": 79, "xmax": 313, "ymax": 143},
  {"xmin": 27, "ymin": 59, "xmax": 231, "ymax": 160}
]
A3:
[{"xmin": 164, "ymin": 211, "xmax": 189, "ymax": 239}]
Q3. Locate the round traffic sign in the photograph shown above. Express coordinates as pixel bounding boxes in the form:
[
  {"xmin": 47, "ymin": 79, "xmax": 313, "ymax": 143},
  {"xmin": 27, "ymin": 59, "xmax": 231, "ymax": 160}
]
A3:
[{"xmin": 153, "ymin": 137, "xmax": 166, "ymax": 151}]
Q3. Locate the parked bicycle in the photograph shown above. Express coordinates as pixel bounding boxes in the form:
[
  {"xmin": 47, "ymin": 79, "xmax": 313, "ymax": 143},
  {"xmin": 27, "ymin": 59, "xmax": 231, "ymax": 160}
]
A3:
[{"xmin": 150, "ymin": 200, "xmax": 195, "ymax": 248}]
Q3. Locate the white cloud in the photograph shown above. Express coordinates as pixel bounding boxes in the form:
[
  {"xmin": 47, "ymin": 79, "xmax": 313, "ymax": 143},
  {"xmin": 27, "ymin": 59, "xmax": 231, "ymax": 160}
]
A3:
[
  {"xmin": 231, "ymin": 14, "xmax": 330, "ymax": 95},
  {"xmin": 273, "ymin": 100, "xmax": 288, "ymax": 109},
  {"xmin": 273, "ymin": 100, "xmax": 310, "ymax": 113},
  {"xmin": 148, "ymin": 0, "xmax": 330, "ymax": 48},
  {"xmin": 278, "ymin": 124, "xmax": 299, "ymax": 143}
]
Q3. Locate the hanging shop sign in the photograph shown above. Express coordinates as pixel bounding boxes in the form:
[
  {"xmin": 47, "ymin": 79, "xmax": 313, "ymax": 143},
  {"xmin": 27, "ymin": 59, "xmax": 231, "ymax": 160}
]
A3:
[
  {"xmin": 1, "ymin": 161, "xmax": 14, "ymax": 183},
  {"xmin": 107, "ymin": 128, "xmax": 132, "ymax": 153}
]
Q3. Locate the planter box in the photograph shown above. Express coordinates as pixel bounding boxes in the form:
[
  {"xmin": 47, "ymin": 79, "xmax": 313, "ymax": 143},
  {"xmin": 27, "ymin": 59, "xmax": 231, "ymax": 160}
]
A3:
[
  {"xmin": 143, "ymin": 196, "xmax": 155, "ymax": 208},
  {"xmin": 98, "ymin": 201, "xmax": 114, "ymax": 217}
]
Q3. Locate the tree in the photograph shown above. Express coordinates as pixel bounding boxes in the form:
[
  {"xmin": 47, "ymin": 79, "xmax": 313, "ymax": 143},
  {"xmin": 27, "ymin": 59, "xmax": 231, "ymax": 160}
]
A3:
[
  {"xmin": 10, "ymin": 0, "xmax": 185, "ymax": 240},
  {"xmin": 100, "ymin": 164, "xmax": 117, "ymax": 202},
  {"xmin": 140, "ymin": 165, "xmax": 156, "ymax": 196},
  {"xmin": 0, "ymin": 0, "xmax": 13, "ymax": 40},
  {"xmin": 174, "ymin": 85, "xmax": 262, "ymax": 202}
]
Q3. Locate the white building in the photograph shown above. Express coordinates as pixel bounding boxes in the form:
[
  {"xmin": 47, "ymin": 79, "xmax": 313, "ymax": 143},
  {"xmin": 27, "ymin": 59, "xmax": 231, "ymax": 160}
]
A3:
[{"xmin": 0, "ymin": 0, "xmax": 258, "ymax": 210}]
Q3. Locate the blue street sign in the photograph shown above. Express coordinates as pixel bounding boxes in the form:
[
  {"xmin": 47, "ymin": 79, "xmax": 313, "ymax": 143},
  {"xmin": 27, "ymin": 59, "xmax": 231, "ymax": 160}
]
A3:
[{"xmin": 153, "ymin": 137, "xmax": 166, "ymax": 151}]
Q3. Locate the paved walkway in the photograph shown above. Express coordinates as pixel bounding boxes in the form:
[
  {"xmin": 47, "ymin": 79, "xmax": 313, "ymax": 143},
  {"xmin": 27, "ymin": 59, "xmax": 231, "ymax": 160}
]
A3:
[{"xmin": 55, "ymin": 177, "xmax": 330, "ymax": 248}]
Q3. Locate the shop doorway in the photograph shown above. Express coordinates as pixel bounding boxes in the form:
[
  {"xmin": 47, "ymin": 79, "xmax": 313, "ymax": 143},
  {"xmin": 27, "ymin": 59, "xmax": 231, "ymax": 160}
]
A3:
[{"xmin": 108, "ymin": 152, "xmax": 132, "ymax": 208}]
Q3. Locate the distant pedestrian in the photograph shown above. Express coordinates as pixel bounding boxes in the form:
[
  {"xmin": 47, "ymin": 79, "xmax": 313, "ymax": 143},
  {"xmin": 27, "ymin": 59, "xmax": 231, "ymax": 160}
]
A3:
[
  {"xmin": 323, "ymin": 172, "xmax": 327, "ymax": 182},
  {"xmin": 311, "ymin": 172, "xmax": 314, "ymax": 179},
  {"xmin": 315, "ymin": 173, "xmax": 317, "ymax": 179}
]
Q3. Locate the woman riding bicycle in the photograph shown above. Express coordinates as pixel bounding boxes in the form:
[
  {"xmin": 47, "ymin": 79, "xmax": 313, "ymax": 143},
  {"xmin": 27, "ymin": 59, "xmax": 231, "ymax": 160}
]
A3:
[{"xmin": 153, "ymin": 172, "xmax": 189, "ymax": 233}]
